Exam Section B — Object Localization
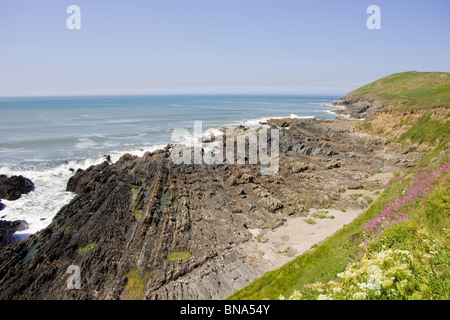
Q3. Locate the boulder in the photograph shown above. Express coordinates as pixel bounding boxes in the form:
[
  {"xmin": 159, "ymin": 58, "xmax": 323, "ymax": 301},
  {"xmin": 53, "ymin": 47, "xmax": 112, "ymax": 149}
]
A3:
[{"xmin": 0, "ymin": 175, "xmax": 34, "ymax": 201}]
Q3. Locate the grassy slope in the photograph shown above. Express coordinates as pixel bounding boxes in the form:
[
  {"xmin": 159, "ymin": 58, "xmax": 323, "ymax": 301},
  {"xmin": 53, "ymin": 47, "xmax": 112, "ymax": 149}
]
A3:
[
  {"xmin": 341, "ymin": 71, "xmax": 450, "ymax": 110},
  {"xmin": 399, "ymin": 112, "xmax": 450, "ymax": 146},
  {"xmin": 228, "ymin": 72, "xmax": 450, "ymax": 300}
]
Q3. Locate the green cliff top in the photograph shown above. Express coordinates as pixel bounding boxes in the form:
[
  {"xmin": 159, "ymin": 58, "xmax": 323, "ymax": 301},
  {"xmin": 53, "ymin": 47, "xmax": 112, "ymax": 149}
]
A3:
[{"xmin": 342, "ymin": 71, "xmax": 450, "ymax": 110}]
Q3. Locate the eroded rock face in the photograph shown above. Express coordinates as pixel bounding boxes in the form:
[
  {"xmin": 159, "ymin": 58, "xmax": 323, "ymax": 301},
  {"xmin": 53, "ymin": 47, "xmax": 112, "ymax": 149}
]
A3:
[
  {"xmin": 331, "ymin": 98, "xmax": 384, "ymax": 119},
  {"xmin": 0, "ymin": 175, "xmax": 34, "ymax": 201},
  {"xmin": 0, "ymin": 118, "xmax": 416, "ymax": 300}
]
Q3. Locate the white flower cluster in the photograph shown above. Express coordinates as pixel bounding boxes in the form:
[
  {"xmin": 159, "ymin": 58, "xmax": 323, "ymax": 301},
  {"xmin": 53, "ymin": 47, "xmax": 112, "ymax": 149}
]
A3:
[{"xmin": 299, "ymin": 249, "xmax": 415, "ymax": 300}]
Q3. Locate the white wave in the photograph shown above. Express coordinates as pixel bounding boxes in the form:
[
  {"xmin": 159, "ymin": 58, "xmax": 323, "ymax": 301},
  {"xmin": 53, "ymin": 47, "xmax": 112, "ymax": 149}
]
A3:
[
  {"xmin": 0, "ymin": 143, "xmax": 170, "ymax": 240},
  {"xmin": 325, "ymin": 109, "xmax": 351, "ymax": 118},
  {"xmin": 0, "ymin": 163, "xmax": 82, "ymax": 236}
]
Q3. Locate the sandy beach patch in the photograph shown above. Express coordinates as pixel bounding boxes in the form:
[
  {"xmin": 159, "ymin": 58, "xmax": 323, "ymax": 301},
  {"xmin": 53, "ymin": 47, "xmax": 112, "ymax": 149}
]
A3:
[{"xmin": 241, "ymin": 207, "xmax": 363, "ymax": 273}]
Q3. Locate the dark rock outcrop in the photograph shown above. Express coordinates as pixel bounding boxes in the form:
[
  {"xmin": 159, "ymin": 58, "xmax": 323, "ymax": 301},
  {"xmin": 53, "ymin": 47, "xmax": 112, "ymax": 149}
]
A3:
[
  {"xmin": 331, "ymin": 98, "xmax": 384, "ymax": 119},
  {"xmin": 0, "ymin": 175, "xmax": 34, "ymax": 201},
  {"xmin": 0, "ymin": 220, "xmax": 29, "ymax": 244}
]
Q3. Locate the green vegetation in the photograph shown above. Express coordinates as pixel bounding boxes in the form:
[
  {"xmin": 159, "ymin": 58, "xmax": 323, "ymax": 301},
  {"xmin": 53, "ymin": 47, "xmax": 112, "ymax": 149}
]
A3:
[
  {"xmin": 134, "ymin": 210, "xmax": 142, "ymax": 220},
  {"xmin": 304, "ymin": 219, "xmax": 316, "ymax": 225},
  {"xmin": 364, "ymin": 196, "xmax": 374, "ymax": 205},
  {"xmin": 78, "ymin": 242, "xmax": 97, "ymax": 255},
  {"xmin": 167, "ymin": 250, "xmax": 192, "ymax": 261},
  {"xmin": 122, "ymin": 268, "xmax": 151, "ymax": 300},
  {"xmin": 279, "ymin": 171, "xmax": 450, "ymax": 300},
  {"xmin": 399, "ymin": 112, "xmax": 450, "ymax": 145},
  {"xmin": 342, "ymin": 71, "xmax": 450, "ymax": 110}
]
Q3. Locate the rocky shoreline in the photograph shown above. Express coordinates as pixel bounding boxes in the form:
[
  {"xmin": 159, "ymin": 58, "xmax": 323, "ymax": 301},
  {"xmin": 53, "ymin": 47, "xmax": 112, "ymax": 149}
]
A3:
[
  {"xmin": 330, "ymin": 97, "xmax": 385, "ymax": 119},
  {"xmin": 0, "ymin": 113, "xmax": 420, "ymax": 300}
]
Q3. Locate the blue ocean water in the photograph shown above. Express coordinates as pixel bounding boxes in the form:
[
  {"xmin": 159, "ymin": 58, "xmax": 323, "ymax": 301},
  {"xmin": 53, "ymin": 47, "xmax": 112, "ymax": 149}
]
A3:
[
  {"xmin": 0, "ymin": 95, "xmax": 343, "ymax": 236},
  {"xmin": 0, "ymin": 95, "xmax": 342, "ymax": 170}
]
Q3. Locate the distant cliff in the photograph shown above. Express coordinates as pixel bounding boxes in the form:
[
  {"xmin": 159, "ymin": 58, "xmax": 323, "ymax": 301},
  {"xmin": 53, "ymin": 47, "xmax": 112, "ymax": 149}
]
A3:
[{"xmin": 332, "ymin": 71, "xmax": 450, "ymax": 119}]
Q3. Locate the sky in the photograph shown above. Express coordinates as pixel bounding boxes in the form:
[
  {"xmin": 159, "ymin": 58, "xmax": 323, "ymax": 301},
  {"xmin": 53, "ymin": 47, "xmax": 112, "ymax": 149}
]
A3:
[{"xmin": 0, "ymin": 0, "xmax": 449, "ymax": 96}]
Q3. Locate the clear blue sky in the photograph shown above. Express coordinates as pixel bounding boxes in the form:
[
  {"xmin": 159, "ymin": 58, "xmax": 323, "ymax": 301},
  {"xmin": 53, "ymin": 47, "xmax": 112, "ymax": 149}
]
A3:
[{"xmin": 0, "ymin": 0, "xmax": 449, "ymax": 96}]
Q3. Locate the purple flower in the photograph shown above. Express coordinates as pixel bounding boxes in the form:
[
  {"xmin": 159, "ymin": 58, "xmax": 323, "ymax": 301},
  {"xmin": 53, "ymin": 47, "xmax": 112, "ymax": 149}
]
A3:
[{"xmin": 363, "ymin": 160, "xmax": 449, "ymax": 238}]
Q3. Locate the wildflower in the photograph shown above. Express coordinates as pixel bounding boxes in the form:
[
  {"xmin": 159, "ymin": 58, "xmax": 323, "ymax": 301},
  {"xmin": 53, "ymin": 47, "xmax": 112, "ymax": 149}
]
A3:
[
  {"xmin": 305, "ymin": 282, "xmax": 325, "ymax": 291},
  {"xmin": 288, "ymin": 290, "xmax": 303, "ymax": 300},
  {"xmin": 363, "ymin": 160, "xmax": 450, "ymax": 239},
  {"xmin": 417, "ymin": 228, "xmax": 429, "ymax": 238},
  {"xmin": 327, "ymin": 280, "xmax": 338, "ymax": 287},
  {"xmin": 317, "ymin": 294, "xmax": 333, "ymax": 300},
  {"xmin": 332, "ymin": 287, "xmax": 342, "ymax": 294},
  {"xmin": 352, "ymin": 292, "xmax": 367, "ymax": 300}
]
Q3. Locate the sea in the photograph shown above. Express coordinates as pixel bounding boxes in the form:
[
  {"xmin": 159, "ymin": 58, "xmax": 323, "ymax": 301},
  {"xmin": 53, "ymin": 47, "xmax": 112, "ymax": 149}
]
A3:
[{"xmin": 0, "ymin": 95, "xmax": 345, "ymax": 239}]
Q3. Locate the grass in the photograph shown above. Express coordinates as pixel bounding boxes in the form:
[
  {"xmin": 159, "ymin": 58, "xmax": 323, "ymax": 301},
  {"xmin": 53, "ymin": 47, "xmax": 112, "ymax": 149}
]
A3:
[
  {"xmin": 341, "ymin": 71, "xmax": 450, "ymax": 110},
  {"xmin": 296, "ymin": 169, "xmax": 450, "ymax": 300},
  {"xmin": 364, "ymin": 196, "xmax": 374, "ymax": 205},
  {"xmin": 399, "ymin": 112, "xmax": 450, "ymax": 145}
]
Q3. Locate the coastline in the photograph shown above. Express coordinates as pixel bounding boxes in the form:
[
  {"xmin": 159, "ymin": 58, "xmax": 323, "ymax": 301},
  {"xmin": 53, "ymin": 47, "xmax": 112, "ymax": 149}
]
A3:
[
  {"xmin": 0, "ymin": 104, "xmax": 420, "ymax": 299},
  {"xmin": 0, "ymin": 98, "xmax": 343, "ymax": 238}
]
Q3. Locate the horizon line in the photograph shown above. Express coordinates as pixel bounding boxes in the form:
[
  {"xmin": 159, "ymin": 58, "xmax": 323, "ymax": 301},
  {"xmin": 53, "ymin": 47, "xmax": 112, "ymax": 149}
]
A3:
[{"xmin": 0, "ymin": 92, "xmax": 347, "ymax": 99}]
